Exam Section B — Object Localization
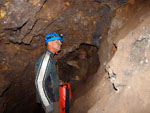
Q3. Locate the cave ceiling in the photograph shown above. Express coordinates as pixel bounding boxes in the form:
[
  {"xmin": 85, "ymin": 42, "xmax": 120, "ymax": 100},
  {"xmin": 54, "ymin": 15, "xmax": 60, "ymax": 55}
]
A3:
[{"xmin": 0, "ymin": 0, "xmax": 125, "ymax": 51}]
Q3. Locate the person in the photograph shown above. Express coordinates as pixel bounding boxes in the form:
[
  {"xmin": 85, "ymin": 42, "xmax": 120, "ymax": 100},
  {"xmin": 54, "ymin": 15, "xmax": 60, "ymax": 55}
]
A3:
[
  {"xmin": 77, "ymin": 50, "xmax": 89, "ymax": 81},
  {"xmin": 35, "ymin": 32, "xmax": 63, "ymax": 113},
  {"xmin": 66, "ymin": 49, "xmax": 89, "ymax": 81}
]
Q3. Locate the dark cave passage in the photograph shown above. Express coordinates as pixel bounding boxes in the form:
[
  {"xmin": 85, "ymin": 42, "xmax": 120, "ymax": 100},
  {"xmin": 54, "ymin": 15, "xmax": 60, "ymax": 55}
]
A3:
[{"xmin": 56, "ymin": 43, "xmax": 99, "ymax": 83}]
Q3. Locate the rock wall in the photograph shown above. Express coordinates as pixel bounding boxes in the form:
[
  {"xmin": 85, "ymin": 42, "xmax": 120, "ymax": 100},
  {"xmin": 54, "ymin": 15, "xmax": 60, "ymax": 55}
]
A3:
[
  {"xmin": 71, "ymin": 0, "xmax": 150, "ymax": 113},
  {"xmin": 0, "ymin": 0, "xmax": 118, "ymax": 48},
  {"xmin": 0, "ymin": 0, "xmax": 126, "ymax": 112}
]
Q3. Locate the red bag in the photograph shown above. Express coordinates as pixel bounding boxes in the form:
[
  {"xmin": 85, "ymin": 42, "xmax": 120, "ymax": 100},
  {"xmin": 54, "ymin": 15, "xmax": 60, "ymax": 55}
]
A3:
[{"xmin": 59, "ymin": 82, "xmax": 71, "ymax": 113}]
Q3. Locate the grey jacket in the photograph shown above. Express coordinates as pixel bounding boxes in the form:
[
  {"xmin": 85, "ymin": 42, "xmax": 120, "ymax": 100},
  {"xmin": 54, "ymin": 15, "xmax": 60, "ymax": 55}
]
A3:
[{"xmin": 35, "ymin": 49, "xmax": 59, "ymax": 107}]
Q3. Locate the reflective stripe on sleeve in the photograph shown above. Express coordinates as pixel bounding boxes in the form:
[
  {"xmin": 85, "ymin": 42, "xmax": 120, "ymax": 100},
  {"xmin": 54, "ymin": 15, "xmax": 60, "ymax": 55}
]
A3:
[{"xmin": 37, "ymin": 51, "xmax": 51, "ymax": 106}]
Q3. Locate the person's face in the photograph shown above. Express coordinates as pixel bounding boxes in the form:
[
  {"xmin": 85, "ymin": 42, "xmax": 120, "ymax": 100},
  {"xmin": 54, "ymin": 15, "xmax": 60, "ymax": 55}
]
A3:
[
  {"xmin": 50, "ymin": 40, "xmax": 62, "ymax": 52},
  {"xmin": 79, "ymin": 54, "xmax": 86, "ymax": 59},
  {"xmin": 79, "ymin": 51, "xmax": 87, "ymax": 59}
]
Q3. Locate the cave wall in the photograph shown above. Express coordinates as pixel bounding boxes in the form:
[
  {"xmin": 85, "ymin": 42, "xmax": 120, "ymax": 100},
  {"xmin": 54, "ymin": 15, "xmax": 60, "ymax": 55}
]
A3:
[
  {"xmin": 71, "ymin": 0, "xmax": 150, "ymax": 113},
  {"xmin": 0, "ymin": 0, "xmax": 125, "ymax": 112}
]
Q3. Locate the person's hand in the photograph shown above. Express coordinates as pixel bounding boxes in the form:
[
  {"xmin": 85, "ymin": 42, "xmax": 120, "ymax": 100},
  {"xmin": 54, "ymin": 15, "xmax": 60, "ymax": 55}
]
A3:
[{"xmin": 59, "ymin": 80, "xmax": 63, "ymax": 85}]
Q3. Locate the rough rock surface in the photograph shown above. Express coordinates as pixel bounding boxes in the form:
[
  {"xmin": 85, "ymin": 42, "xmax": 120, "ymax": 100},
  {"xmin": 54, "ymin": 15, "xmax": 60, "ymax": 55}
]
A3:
[
  {"xmin": 102, "ymin": 16, "xmax": 150, "ymax": 113},
  {"xmin": 0, "ymin": 0, "xmax": 129, "ymax": 112},
  {"xmin": 71, "ymin": 1, "xmax": 150, "ymax": 113},
  {"xmin": 0, "ymin": 42, "xmax": 40, "ymax": 113},
  {"xmin": 0, "ymin": 0, "xmax": 118, "ymax": 49}
]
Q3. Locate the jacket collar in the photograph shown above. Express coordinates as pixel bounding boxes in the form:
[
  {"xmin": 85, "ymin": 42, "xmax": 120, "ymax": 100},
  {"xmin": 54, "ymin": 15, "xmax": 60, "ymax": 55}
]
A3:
[{"xmin": 46, "ymin": 49, "xmax": 55, "ymax": 56}]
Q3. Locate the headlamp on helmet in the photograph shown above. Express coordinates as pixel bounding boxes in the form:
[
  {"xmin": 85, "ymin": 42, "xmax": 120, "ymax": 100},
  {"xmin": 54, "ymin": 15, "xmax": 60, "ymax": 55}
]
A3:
[{"xmin": 45, "ymin": 32, "xmax": 63, "ymax": 45}]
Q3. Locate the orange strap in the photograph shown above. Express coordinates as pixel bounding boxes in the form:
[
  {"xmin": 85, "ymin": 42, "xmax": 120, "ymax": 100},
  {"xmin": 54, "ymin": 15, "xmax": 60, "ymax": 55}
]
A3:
[{"xmin": 47, "ymin": 46, "xmax": 58, "ymax": 54}]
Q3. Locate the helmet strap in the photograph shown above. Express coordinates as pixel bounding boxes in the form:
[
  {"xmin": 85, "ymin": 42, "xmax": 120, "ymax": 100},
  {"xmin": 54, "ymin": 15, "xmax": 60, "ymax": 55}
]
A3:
[{"xmin": 47, "ymin": 45, "xmax": 58, "ymax": 54}]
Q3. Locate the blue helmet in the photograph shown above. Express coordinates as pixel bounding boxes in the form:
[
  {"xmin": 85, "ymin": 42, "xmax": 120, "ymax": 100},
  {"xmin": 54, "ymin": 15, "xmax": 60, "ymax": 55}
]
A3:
[{"xmin": 45, "ymin": 32, "xmax": 63, "ymax": 45}]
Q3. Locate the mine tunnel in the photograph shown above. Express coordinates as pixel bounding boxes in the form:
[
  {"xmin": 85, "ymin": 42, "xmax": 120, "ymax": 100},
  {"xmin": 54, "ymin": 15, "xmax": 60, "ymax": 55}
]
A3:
[{"xmin": 1, "ymin": 0, "xmax": 150, "ymax": 113}]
